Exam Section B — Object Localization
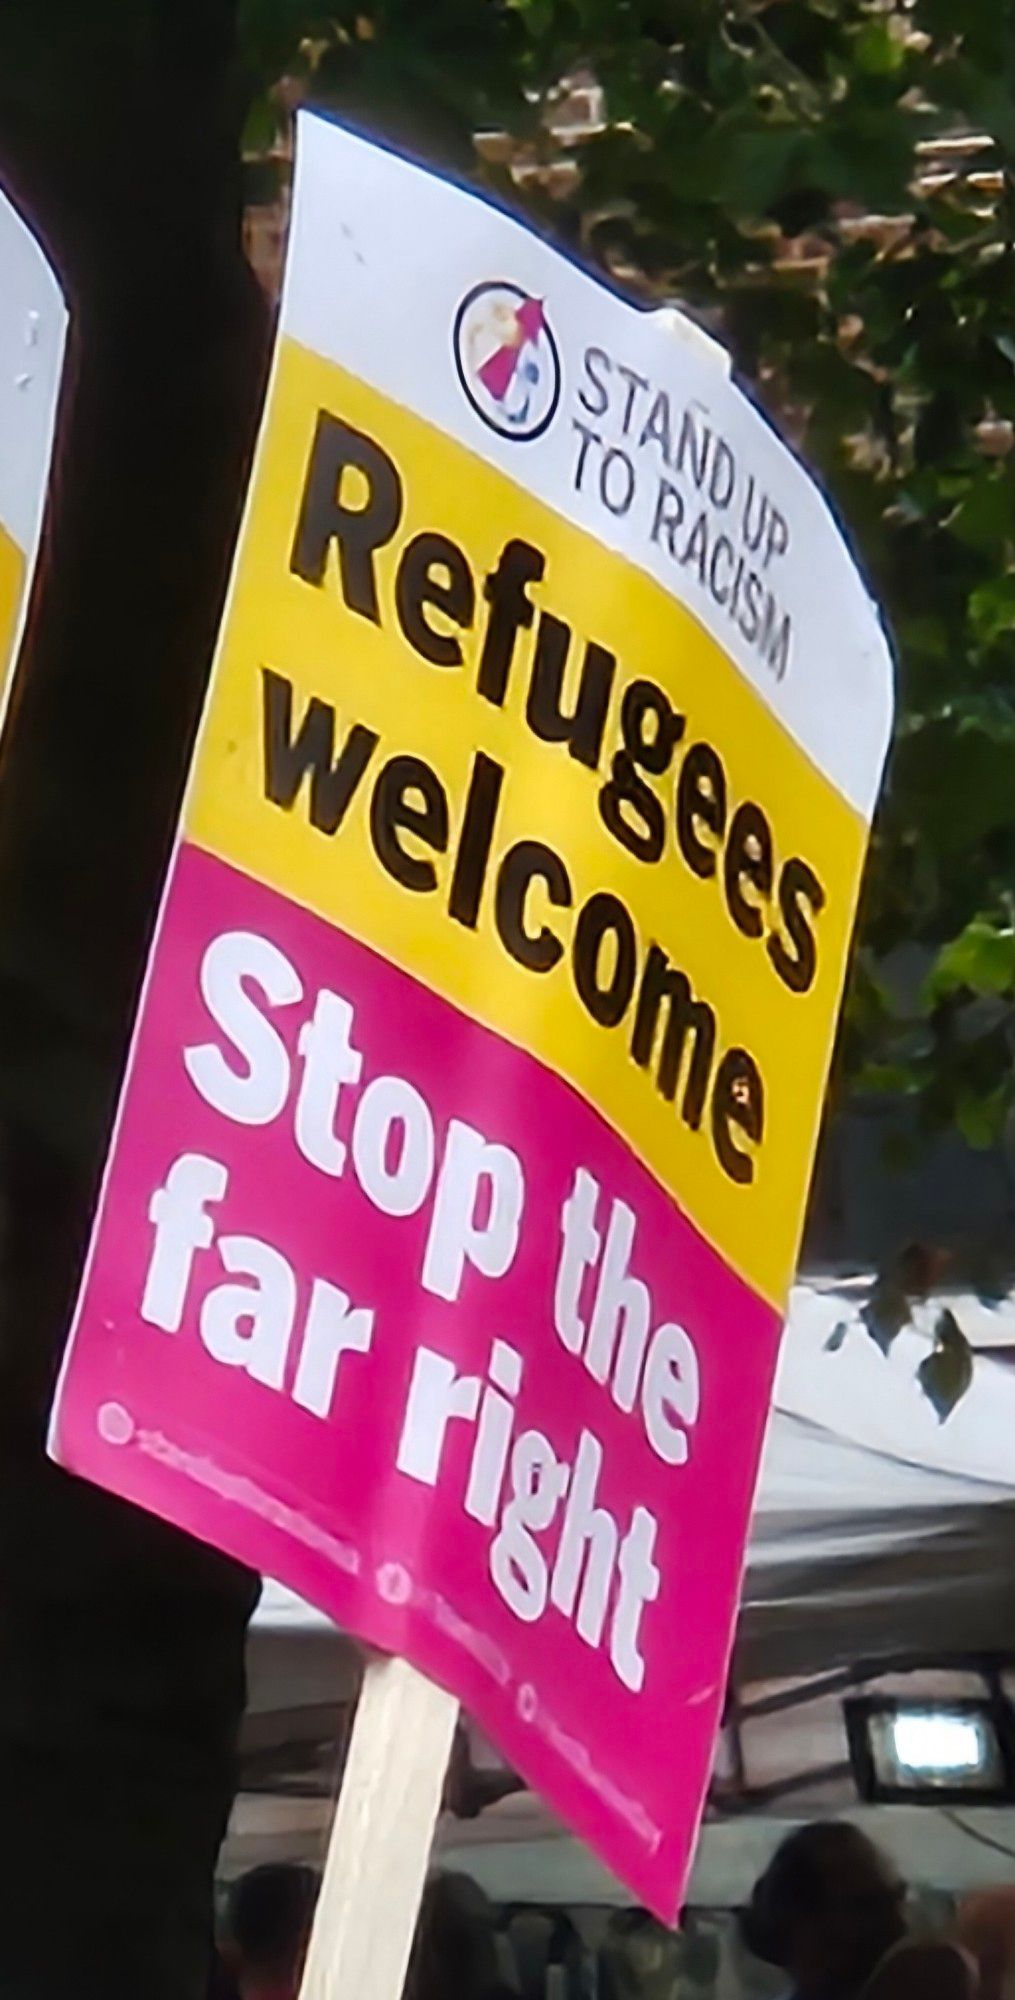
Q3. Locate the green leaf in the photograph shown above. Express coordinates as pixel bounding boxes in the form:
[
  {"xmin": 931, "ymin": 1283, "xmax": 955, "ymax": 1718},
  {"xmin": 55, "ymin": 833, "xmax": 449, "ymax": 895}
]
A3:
[
  {"xmin": 852, "ymin": 20, "xmax": 907, "ymax": 77},
  {"xmin": 860, "ymin": 1276, "xmax": 912, "ymax": 1355},
  {"xmin": 242, "ymin": 91, "xmax": 281, "ymax": 156},
  {"xmin": 926, "ymin": 920, "xmax": 1015, "ymax": 1002},
  {"xmin": 713, "ymin": 126, "xmax": 805, "ymax": 213},
  {"xmin": 856, "ymin": 1061, "xmax": 923, "ymax": 1096},
  {"xmin": 955, "ymin": 1082, "xmax": 1010, "ymax": 1149},
  {"xmin": 917, "ymin": 1309, "xmax": 974, "ymax": 1422},
  {"xmin": 969, "ymin": 575, "xmax": 1015, "ymax": 648},
  {"xmin": 506, "ymin": 0, "xmax": 556, "ymax": 32},
  {"xmin": 948, "ymin": 475, "xmax": 1015, "ymax": 554}
]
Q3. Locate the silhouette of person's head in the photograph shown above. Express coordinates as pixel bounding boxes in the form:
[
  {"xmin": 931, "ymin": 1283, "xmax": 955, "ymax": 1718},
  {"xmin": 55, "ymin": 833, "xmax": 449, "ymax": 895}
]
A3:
[
  {"xmin": 741, "ymin": 1823, "xmax": 906, "ymax": 1999},
  {"xmin": 227, "ymin": 1864, "xmax": 319, "ymax": 1999},
  {"xmin": 862, "ymin": 1939, "xmax": 979, "ymax": 2000},
  {"xmin": 405, "ymin": 1872, "xmax": 508, "ymax": 2000}
]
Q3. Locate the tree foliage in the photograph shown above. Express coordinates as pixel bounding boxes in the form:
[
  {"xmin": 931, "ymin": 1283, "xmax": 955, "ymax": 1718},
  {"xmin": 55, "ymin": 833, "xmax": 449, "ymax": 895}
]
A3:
[{"xmin": 238, "ymin": 0, "xmax": 1015, "ymax": 1189}]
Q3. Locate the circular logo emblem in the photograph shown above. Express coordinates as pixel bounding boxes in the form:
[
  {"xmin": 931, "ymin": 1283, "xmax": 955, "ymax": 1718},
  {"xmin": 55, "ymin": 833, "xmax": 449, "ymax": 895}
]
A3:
[
  {"xmin": 516, "ymin": 1683, "xmax": 539, "ymax": 1725},
  {"xmin": 453, "ymin": 282, "xmax": 562, "ymax": 442},
  {"xmin": 98, "ymin": 1402, "xmax": 135, "ymax": 1447},
  {"xmin": 375, "ymin": 1561, "xmax": 413, "ymax": 1607}
]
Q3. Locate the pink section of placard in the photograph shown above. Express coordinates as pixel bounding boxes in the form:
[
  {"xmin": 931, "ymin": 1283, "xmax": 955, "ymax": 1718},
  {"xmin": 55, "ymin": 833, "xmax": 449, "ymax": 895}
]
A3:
[{"xmin": 51, "ymin": 841, "xmax": 781, "ymax": 1917}]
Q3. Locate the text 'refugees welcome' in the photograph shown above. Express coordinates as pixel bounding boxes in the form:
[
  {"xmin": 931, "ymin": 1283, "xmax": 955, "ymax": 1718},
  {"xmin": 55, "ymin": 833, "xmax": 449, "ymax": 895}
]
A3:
[{"xmin": 259, "ymin": 410, "xmax": 830, "ymax": 1192}]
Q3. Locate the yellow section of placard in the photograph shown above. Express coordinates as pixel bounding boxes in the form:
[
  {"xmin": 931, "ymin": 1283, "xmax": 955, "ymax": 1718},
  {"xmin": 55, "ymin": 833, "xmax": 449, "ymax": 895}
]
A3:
[
  {"xmin": 186, "ymin": 338, "xmax": 867, "ymax": 1306},
  {"xmin": 0, "ymin": 521, "xmax": 26, "ymax": 701}
]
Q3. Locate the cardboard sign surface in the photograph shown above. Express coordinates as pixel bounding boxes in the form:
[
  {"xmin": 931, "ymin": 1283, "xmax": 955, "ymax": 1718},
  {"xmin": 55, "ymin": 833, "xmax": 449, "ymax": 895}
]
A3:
[{"xmin": 51, "ymin": 115, "xmax": 892, "ymax": 1917}]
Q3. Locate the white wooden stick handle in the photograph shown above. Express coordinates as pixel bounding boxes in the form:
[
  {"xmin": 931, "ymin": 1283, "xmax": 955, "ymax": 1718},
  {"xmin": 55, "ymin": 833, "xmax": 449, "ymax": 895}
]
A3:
[{"xmin": 298, "ymin": 1656, "xmax": 460, "ymax": 2000}]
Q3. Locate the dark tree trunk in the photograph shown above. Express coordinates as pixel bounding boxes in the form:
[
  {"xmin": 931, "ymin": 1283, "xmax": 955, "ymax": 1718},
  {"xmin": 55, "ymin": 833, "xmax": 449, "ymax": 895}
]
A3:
[{"xmin": 0, "ymin": 6, "xmax": 268, "ymax": 1993}]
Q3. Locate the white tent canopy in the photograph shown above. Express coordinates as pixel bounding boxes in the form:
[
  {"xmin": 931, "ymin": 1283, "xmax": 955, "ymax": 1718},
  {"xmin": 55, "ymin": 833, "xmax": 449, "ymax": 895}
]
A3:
[
  {"xmin": 246, "ymin": 1281, "xmax": 1015, "ymax": 1713},
  {"xmin": 736, "ymin": 1282, "xmax": 1015, "ymax": 1678}
]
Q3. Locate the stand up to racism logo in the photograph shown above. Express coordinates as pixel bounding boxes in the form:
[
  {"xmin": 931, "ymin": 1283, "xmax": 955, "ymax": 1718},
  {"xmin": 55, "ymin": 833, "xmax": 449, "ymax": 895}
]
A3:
[{"xmin": 453, "ymin": 281, "xmax": 562, "ymax": 442}]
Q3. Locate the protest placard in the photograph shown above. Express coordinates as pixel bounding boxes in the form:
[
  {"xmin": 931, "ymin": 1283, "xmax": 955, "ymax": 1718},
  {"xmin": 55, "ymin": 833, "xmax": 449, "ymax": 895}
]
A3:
[
  {"xmin": 0, "ymin": 185, "xmax": 66, "ymax": 727},
  {"xmin": 50, "ymin": 112, "xmax": 892, "ymax": 1935}
]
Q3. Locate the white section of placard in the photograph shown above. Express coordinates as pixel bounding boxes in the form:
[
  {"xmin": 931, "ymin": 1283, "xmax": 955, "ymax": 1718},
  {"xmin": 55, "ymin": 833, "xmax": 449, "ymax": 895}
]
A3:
[
  {"xmin": 282, "ymin": 113, "xmax": 892, "ymax": 820},
  {"xmin": 0, "ymin": 186, "xmax": 66, "ymax": 555}
]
